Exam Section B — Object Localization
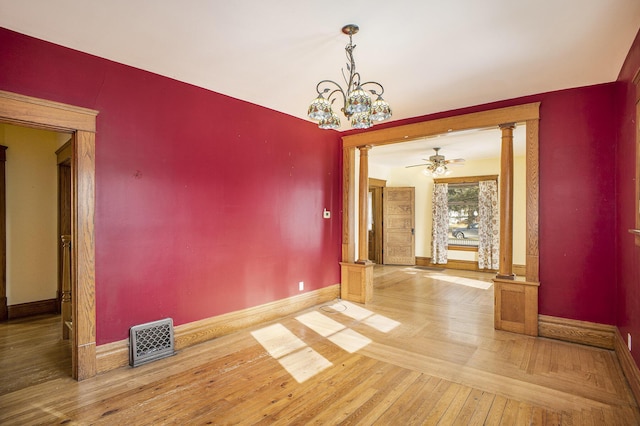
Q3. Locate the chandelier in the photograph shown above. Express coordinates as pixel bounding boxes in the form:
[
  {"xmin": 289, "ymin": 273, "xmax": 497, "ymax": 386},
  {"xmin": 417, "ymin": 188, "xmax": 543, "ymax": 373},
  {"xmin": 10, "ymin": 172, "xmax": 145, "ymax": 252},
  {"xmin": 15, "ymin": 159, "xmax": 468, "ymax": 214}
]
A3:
[{"xmin": 307, "ymin": 24, "xmax": 392, "ymax": 130}]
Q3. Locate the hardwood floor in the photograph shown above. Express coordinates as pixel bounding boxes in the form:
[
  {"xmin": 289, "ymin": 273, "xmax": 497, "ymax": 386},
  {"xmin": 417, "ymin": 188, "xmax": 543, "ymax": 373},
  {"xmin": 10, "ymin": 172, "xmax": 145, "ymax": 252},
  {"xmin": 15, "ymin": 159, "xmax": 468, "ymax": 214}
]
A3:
[{"xmin": 1, "ymin": 266, "xmax": 639, "ymax": 425}]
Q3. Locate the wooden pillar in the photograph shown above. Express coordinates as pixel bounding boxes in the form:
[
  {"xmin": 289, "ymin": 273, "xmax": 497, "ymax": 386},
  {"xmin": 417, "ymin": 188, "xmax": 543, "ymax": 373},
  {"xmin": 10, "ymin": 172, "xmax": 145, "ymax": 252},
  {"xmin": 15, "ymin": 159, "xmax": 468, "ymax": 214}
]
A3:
[
  {"xmin": 340, "ymin": 145, "xmax": 374, "ymax": 304},
  {"xmin": 357, "ymin": 145, "xmax": 372, "ymax": 264},
  {"xmin": 497, "ymin": 123, "xmax": 515, "ymax": 279}
]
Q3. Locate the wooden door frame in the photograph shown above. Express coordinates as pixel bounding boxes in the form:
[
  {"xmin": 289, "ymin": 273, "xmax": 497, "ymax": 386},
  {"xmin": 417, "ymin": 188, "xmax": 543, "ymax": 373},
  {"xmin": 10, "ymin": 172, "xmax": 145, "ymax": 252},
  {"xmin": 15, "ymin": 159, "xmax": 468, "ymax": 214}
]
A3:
[
  {"xmin": 368, "ymin": 178, "xmax": 385, "ymax": 264},
  {"xmin": 342, "ymin": 103, "xmax": 540, "ymax": 330},
  {"xmin": 0, "ymin": 90, "xmax": 97, "ymax": 380}
]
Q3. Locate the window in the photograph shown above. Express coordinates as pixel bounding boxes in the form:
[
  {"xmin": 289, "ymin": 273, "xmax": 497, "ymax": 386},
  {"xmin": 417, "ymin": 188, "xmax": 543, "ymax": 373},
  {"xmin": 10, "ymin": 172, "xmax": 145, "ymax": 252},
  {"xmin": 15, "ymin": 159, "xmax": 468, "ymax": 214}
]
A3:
[
  {"xmin": 434, "ymin": 174, "xmax": 499, "ymax": 249},
  {"xmin": 447, "ymin": 183, "xmax": 480, "ymax": 247}
]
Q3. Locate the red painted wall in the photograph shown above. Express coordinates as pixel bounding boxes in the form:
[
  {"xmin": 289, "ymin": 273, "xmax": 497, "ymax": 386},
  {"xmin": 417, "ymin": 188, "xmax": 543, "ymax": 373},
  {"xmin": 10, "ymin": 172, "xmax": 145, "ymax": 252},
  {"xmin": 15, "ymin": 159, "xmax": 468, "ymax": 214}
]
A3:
[
  {"xmin": 616, "ymin": 28, "xmax": 640, "ymax": 366},
  {"xmin": 0, "ymin": 28, "xmax": 343, "ymax": 344},
  {"xmin": 0, "ymin": 27, "xmax": 633, "ymax": 349}
]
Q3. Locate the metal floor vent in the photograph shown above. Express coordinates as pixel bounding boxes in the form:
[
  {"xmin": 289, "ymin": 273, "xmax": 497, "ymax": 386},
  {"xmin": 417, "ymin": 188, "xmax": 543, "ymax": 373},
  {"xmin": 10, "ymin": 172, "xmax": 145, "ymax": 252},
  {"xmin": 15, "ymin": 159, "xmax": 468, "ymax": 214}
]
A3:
[{"xmin": 129, "ymin": 318, "xmax": 175, "ymax": 367}]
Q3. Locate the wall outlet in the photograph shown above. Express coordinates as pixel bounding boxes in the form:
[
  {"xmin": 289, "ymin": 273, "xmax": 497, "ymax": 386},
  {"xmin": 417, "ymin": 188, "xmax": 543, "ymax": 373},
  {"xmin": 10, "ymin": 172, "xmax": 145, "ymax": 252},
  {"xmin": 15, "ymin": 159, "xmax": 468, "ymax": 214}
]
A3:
[
  {"xmin": 628, "ymin": 333, "xmax": 632, "ymax": 351},
  {"xmin": 299, "ymin": 281, "xmax": 304, "ymax": 291},
  {"xmin": 323, "ymin": 209, "xmax": 331, "ymax": 219}
]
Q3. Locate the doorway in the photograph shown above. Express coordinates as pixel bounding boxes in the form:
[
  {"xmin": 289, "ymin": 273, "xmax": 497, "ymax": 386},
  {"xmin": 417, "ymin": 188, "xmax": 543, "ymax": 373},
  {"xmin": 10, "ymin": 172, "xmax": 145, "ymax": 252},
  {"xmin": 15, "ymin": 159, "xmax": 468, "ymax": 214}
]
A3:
[{"xmin": 0, "ymin": 90, "xmax": 97, "ymax": 380}]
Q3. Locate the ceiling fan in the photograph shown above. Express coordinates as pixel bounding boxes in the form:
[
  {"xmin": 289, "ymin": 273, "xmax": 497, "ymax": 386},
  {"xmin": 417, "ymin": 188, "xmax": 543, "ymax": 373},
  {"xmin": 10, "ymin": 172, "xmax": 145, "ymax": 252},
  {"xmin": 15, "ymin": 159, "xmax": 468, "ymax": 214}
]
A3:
[{"xmin": 406, "ymin": 147, "xmax": 465, "ymax": 177}]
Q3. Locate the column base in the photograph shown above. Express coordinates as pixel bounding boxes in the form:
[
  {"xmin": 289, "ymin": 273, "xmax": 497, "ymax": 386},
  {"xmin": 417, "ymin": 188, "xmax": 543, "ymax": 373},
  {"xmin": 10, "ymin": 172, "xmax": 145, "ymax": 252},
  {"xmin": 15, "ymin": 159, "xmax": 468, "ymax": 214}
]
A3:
[
  {"xmin": 495, "ymin": 273, "xmax": 516, "ymax": 280},
  {"xmin": 340, "ymin": 262, "xmax": 374, "ymax": 304},
  {"xmin": 493, "ymin": 277, "xmax": 539, "ymax": 336}
]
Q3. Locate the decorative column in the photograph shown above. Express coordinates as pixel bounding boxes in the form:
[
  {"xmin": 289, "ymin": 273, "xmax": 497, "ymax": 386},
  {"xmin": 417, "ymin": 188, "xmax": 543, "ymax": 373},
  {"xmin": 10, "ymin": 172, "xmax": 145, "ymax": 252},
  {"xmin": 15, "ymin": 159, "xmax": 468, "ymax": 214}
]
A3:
[
  {"xmin": 494, "ymin": 123, "xmax": 538, "ymax": 337},
  {"xmin": 357, "ymin": 145, "xmax": 372, "ymax": 264},
  {"xmin": 497, "ymin": 123, "xmax": 515, "ymax": 279},
  {"xmin": 340, "ymin": 145, "xmax": 374, "ymax": 304}
]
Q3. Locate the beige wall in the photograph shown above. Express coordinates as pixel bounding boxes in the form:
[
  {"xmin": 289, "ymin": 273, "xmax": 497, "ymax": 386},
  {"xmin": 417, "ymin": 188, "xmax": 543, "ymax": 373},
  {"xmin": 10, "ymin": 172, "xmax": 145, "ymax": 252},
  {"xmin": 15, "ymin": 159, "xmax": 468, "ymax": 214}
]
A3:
[
  {"xmin": 371, "ymin": 154, "xmax": 526, "ymax": 266},
  {"xmin": 1, "ymin": 124, "xmax": 68, "ymax": 305}
]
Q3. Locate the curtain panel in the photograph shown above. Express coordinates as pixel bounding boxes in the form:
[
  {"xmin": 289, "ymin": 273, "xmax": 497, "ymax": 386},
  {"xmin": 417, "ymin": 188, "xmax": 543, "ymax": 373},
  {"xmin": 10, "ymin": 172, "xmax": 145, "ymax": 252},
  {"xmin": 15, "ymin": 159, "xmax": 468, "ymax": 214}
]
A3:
[
  {"xmin": 431, "ymin": 182, "xmax": 449, "ymax": 264},
  {"xmin": 478, "ymin": 180, "xmax": 499, "ymax": 269}
]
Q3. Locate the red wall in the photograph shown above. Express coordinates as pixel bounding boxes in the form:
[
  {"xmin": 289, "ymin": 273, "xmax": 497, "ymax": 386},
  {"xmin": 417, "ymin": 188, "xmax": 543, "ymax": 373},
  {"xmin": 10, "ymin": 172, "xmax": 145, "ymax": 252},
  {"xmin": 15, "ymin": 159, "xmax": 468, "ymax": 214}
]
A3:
[
  {"xmin": 352, "ymin": 84, "xmax": 619, "ymax": 325},
  {"xmin": 0, "ymin": 27, "xmax": 632, "ymax": 349},
  {"xmin": 616, "ymin": 28, "xmax": 640, "ymax": 366},
  {"xmin": 0, "ymin": 28, "xmax": 343, "ymax": 344}
]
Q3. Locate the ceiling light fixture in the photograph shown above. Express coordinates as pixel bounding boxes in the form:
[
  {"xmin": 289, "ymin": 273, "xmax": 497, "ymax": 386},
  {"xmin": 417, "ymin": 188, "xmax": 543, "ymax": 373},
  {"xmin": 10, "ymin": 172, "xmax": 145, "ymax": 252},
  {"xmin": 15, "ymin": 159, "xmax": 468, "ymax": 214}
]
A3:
[
  {"xmin": 423, "ymin": 148, "xmax": 452, "ymax": 177},
  {"xmin": 423, "ymin": 162, "xmax": 451, "ymax": 178},
  {"xmin": 307, "ymin": 24, "xmax": 392, "ymax": 130}
]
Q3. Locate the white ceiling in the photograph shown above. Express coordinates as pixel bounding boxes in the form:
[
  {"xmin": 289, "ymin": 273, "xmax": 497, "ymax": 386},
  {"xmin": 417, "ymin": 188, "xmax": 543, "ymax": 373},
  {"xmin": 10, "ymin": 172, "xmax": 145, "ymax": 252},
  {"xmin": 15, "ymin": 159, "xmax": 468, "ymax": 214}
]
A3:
[
  {"xmin": 368, "ymin": 125, "xmax": 526, "ymax": 168},
  {"xmin": 0, "ymin": 1, "xmax": 638, "ymax": 165}
]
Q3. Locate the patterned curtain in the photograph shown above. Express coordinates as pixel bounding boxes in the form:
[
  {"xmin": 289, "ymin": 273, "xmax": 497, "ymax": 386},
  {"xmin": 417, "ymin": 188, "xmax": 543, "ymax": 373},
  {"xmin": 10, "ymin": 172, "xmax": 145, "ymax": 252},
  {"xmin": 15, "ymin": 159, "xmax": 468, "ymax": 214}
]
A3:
[
  {"xmin": 431, "ymin": 183, "xmax": 449, "ymax": 264},
  {"xmin": 478, "ymin": 180, "xmax": 499, "ymax": 270}
]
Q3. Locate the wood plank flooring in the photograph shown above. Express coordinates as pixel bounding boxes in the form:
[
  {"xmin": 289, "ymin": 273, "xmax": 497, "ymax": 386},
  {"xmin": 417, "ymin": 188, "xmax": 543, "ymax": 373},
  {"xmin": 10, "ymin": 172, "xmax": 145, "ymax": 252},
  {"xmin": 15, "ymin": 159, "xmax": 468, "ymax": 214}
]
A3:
[{"xmin": 1, "ymin": 265, "xmax": 639, "ymax": 424}]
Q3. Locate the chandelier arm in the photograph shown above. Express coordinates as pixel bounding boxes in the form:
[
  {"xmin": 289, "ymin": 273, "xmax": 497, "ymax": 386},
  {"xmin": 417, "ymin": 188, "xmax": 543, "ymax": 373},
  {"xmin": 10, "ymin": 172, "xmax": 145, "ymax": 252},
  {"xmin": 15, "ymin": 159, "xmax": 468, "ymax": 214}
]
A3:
[
  {"xmin": 315, "ymin": 79, "xmax": 346, "ymax": 97},
  {"xmin": 359, "ymin": 81, "xmax": 385, "ymax": 96}
]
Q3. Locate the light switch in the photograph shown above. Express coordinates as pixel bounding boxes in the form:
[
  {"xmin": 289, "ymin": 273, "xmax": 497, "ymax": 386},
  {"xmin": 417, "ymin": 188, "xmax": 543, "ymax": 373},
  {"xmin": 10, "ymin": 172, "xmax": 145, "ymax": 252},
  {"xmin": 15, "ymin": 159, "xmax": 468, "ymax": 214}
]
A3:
[{"xmin": 323, "ymin": 209, "xmax": 331, "ymax": 219}]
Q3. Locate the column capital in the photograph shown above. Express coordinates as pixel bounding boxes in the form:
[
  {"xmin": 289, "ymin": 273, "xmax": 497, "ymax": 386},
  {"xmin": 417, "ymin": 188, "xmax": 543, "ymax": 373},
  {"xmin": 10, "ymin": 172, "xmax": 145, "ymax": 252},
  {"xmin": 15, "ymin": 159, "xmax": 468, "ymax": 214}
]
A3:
[{"xmin": 499, "ymin": 122, "xmax": 516, "ymax": 130}]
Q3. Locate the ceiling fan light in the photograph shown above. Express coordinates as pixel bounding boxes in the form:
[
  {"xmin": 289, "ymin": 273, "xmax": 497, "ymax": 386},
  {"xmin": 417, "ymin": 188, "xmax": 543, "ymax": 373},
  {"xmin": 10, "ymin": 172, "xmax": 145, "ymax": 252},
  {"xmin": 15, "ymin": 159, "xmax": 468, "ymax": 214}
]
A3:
[
  {"xmin": 345, "ymin": 87, "xmax": 371, "ymax": 115},
  {"xmin": 307, "ymin": 95, "xmax": 332, "ymax": 121},
  {"xmin": 351, "ymin": 112, "xmax": 372, "ymax": 129},
  {"xmin": 369, "ymin": 95, "xmax": 392, "ymax": 121},
  {"xmin": 318, "ymin": 112, "xmax": 341, "ymax": 130}
]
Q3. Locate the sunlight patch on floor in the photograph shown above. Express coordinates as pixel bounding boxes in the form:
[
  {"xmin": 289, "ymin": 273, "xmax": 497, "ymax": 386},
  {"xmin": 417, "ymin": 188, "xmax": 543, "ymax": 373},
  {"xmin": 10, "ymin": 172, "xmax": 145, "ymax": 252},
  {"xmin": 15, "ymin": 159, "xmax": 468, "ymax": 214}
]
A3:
[
  {"xmin": 250, "ymin": 323, "xmax": 305, "ymax": 358},
  {"xmin": 296, "ymin": 311, "xmax": 372, "ymax": 353},
  {"xmin": 364, "ymin": 314, "xmax": 401, "ymax": 333},
  {"xmin": 331, "ymin": 300, "xmax": 401, "ymax": 333},
  {"xmin": 431, "ymin": 274, "xmax": 493, "ymax": 290},
  {"xmin": 328, "ymin": 328, "xmax": 372, "ymax": 353},
  {"xmin": 251, "ymin": 323, "xmax": 333, "ymax": 383},
  {"xmin": 277, "ymin": 346, "xmax": 332, "ymax": 383},
  {"xmin": 296, "ymin": 311, "xmax": 346, "ymax": 337}
]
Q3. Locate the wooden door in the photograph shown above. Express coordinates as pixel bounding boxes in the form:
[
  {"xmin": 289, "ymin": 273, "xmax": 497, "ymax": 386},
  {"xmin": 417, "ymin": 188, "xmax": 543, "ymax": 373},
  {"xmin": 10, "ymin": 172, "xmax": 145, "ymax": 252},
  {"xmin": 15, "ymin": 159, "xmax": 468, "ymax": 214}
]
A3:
[{"xmin": 383, "ymin": 187, "xmax": 415, "ymax": 265}]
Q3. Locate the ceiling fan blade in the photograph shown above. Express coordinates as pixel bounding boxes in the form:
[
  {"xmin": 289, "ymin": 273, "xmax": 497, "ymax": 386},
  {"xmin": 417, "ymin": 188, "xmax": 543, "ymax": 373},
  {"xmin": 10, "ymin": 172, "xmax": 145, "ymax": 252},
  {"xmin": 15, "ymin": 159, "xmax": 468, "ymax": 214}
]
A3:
[
  {"xmin": 405, "ymin": 164, "xmax": 427, "ymax": 168},
  {"xmin": 446, "ymin": 158, "xmax": 465, "ymax": 164}
]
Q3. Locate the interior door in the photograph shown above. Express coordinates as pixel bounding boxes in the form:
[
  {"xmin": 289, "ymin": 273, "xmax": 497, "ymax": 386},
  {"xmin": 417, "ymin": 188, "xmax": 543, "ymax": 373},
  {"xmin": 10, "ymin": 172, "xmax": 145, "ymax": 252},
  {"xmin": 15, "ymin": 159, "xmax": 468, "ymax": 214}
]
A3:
[{"xmin": 383, "ymin": 187, "xmax": 415, "ymax": 265}]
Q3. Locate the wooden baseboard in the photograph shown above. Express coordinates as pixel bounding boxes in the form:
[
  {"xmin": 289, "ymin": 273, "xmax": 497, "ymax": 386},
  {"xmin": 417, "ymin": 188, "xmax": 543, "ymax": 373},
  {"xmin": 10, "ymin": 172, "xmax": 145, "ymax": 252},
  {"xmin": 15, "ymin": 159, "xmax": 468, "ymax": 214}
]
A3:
[
  {"xmin": 7, "ymin": 298, "xmax": 57, "ymax": 319},
  {"xmin": 538, "ymin": 315, "xmax": 615, "ymax": 349},
  {"xmin": 415, "ymin": 256, "xmax": 497, "ymax": 273},
  {"xmin": 97, "ymin": 284, "xmax": 340, "ymax": 374},
  {"xmin": 614, "ymin": 328, "xmax": 640, "ymax": 406}
]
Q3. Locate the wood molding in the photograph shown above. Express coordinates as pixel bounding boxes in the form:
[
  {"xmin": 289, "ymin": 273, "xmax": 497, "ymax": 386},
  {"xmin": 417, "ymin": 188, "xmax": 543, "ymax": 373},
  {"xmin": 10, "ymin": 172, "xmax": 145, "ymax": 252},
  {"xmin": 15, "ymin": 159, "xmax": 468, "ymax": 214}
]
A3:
[
  {"xmin": 512, "ymin": 264, "xmax": 526, "ymax": 276},
  {"xmin": 97, "ymin": 284, "xmax": 341, "ymax": 374},
  {"xmin": 538, "ymin": 315, "xmax": 615, "ymax": 349},
  {"xmin": 0, "ymin": 90, "xmax": 97, "ymax": 132},
  {"xmin": 341, "ymin": 102, "xmax": 541, "ymax": 336},
  {"xmin": 447, "ymin": 245, "xmax": 478, "ymax": 252},
  {"xmin": 368, "ymin": 177, "xmax": 386, "ymax": 188},
  {"xmin": 72, "ymin": 130, "xmax": 96, "ymax": 380},
  {"xmin": 433, "ymin": 175, "xmax": 498, "ymax": 185},
  {"xmin": 0, "ymin": 145, "xmax": 6, "ymax": 321},
  {"xmin": 0, "ymin": 90, "xmax": 97, "ymax": 381},
  {"xmin": 614, "ymin": 328, "xmax": 640, "ymax": 406},
  {"xmin": 525, "ymin": 119, "xmax": 540, "ymax": 281},
  {"xmin": 7, "ymin": 299, "xmax": 58, "ymax": 319},
  {"xmin": 341, "ymin": 103, "xmax": 540, "ymax": 148},
  {"xmin": 415, "ymin": 256, "xmax": 498, "ymax": 273}
]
